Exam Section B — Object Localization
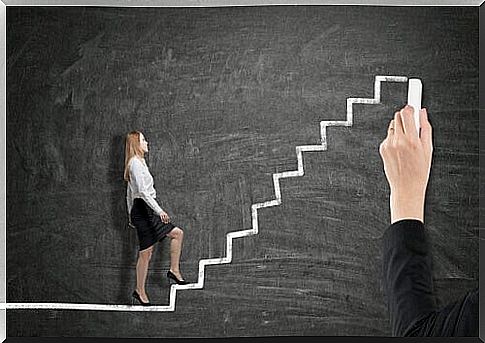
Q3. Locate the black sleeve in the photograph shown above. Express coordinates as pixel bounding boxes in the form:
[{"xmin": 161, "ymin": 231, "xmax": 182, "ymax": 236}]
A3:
[
  {"xmin": 404, "ymin": 288, "xmax": 478, "ymax": 336},
  {"xmin": 382, "ymin": 219, "xmax": 479, "ymax": 337},
  {"xmin": 382, "ymin": 219, "xmax": 437, "ymax": 336}
]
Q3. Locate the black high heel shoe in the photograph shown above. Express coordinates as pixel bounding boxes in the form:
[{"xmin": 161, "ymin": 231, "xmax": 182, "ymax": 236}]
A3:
[
  {"xmin": 167, "ymin": 270, "xmax": 189, "ymax": 285},
  {"xmin": 132, "ymin": 290, "xmax": 151, "ymax": 306}
]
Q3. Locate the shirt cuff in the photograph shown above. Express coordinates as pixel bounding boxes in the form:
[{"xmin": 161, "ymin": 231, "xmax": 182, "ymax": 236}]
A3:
[{"xmin": 383, "ymin": 219, "xmax": 428, "ymax": 256}]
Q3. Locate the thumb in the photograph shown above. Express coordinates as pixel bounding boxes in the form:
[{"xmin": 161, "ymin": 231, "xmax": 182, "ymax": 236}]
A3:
[{"xmin": 419, "ymin": 108, "xmax": 432, "ymax": 149}]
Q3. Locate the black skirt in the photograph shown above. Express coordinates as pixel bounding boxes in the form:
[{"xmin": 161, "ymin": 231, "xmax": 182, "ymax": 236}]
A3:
[{"xmin": 130, "ymin": 198, "xmax": 176, "ymax": 251}]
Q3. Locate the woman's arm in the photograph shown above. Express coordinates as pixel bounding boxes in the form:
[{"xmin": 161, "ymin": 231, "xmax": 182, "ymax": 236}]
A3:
[
  {"xmin": 379, "ymin": 106, "xmax": 435, "ymax": 335},
  {"xmin": 126, "ymin": 184, "xmax": 132, "ymax": 216}
]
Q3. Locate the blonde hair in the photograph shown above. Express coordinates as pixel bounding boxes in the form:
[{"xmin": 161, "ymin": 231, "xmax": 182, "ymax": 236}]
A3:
[{"xmin": 124, "ymin": 130, "xmax": 145, "ymax": 182}]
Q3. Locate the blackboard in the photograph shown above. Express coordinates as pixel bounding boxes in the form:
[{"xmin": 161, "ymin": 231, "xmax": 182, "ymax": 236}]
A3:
[{"xmin": 6, "ymin": 5, "xmax": 479, "ymax": 337}]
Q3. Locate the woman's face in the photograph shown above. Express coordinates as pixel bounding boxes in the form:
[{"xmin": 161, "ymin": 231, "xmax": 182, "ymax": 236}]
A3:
[{"xmin": 139, "ymin": 133, "xmax": 148, "ymax": 153}]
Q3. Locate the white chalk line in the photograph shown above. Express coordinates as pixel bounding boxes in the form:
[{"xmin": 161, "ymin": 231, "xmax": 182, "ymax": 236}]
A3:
[{"xmin": 5, "ymin": 75, "xmax": 408, "ymax": 312}]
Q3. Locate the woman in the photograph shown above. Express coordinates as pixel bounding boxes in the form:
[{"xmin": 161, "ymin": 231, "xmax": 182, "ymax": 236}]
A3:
[{"xmin": 124, "ymin": 130, "xmax": 189, "ymax": 306}]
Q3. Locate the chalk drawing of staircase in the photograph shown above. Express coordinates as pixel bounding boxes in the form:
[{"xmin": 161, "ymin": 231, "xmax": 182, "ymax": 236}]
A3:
[{"xmin": 5, "ymin": 75, "xmax": 409, "ymax": 311}]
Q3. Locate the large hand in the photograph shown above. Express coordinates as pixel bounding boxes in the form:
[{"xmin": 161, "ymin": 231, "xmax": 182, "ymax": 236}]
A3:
[{"xmin": 379, "ymin": 105, "xmax": 433, "ymax": 224}]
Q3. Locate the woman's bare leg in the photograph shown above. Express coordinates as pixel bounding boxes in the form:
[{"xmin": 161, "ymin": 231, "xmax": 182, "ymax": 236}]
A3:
[
  {"xmin": 136, "ymin": 246, "xmax": 153, "ymax": 302},
  {"xmin": 166, "ymin": 227, "xmax": 184, "ymax": 280}
]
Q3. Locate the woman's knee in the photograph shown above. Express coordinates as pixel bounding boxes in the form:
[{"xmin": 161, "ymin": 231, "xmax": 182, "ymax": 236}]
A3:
[
  {"xmin": 170, "ymin": 227, "xmax": 184, "ymax": 239},
  {"xmin": 139, "ymin": 247, "xmax": 153, "ymax": 261}
]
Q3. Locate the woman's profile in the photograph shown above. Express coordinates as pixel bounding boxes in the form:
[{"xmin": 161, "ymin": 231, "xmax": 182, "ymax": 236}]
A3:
[{"xmin": 124, "ymin": 130, "xmax": 189, "ymax": 306}]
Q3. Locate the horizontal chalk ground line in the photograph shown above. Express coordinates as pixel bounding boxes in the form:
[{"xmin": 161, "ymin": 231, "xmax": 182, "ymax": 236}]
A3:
[
  {"xmin": 6, "ymin": 75, "xmax": 408, "ymax": 312},
  {"xmin": 4, "ymin": 303, "xmax": 174, "ymax": 312}
]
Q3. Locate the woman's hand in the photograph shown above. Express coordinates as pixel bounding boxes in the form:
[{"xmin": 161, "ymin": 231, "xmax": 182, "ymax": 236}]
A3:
[
  {"xmin": 379, "ymin": 105, "xmax": 433, "ymax": 224},
  {"xmin": 160, "ymin": 210, "xmax": 171, "ymax": 224}
]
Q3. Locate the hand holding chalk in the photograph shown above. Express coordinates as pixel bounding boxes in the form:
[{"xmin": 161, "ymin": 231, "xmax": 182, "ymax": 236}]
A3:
[{"xmin": 379, "ymin": 103, "xmax": 433, "ymax": 224}]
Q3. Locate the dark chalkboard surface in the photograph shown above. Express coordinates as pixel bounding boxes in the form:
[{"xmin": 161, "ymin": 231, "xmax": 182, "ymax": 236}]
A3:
[{"xmin": 6, "ymin": 6, "xmax": 479, "ymax": 337}]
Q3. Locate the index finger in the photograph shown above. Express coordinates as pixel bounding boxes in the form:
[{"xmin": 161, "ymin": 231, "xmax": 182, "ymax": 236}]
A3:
[
  {"xmin": 394, "ymin": 111, "xmax": 404, "ymax": 136},
  {"xmin": 400, "ymin": 105, "xmax": 418, "ymax": 138}
]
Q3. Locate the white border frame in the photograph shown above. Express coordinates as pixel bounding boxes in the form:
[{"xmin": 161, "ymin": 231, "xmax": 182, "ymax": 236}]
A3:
[{"xmin": 0, "ymin": 1, "xmax": 482, "ymax": 341}]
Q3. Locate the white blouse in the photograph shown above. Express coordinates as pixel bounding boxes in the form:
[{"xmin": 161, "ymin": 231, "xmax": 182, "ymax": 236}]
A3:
[{"xmin": 126, "ymin": 156, "xmax": 164, "ymax": 216}]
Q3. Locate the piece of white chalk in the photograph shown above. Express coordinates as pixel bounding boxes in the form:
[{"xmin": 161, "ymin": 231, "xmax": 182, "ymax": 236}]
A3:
[{"xmin": 407, "ymin": 78, "xmax": 422, "ymax": 136}]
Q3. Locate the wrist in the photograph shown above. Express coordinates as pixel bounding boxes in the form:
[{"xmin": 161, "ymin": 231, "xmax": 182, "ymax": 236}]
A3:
[{"xmin": 390, "ymin": 191, "xmax": 425, "ymax": 224}]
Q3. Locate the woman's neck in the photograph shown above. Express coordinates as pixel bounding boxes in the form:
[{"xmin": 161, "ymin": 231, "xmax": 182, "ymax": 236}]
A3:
[{"xmin": 132, "ymin": 154, "xmax": 144, "ymax": 163}]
